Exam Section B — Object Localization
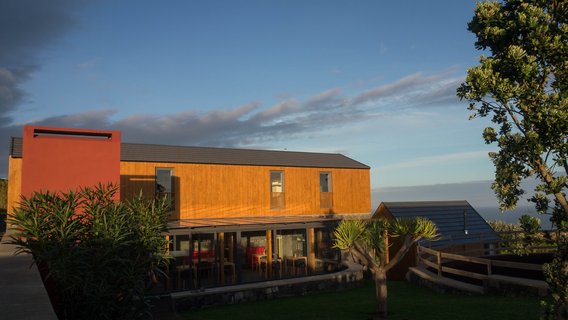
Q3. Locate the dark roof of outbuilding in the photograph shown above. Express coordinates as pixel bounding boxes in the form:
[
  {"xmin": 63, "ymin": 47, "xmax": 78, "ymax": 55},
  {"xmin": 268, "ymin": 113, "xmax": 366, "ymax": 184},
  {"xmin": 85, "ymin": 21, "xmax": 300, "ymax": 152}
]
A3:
[
  {"xmin": 375, "ymin": 201, "xmax": 500, "ymax": 248},
  {"xmin": 9, "ymin": 137, "xmax": 369, "ymax": 169}
]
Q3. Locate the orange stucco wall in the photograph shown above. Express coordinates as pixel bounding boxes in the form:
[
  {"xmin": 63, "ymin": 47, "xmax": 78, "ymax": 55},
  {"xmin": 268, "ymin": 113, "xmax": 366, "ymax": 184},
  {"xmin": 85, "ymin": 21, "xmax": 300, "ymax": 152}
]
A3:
[{"xmin": 20, "ymin": 126, "xmax": 121, "ymax": 198}]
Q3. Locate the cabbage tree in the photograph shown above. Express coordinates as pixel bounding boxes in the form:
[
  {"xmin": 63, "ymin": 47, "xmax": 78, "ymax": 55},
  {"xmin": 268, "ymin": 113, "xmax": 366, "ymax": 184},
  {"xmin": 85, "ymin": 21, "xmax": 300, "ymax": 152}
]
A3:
[{"xmin": 334, "ymin": 218, "xmax": 438, "ymax": 319}]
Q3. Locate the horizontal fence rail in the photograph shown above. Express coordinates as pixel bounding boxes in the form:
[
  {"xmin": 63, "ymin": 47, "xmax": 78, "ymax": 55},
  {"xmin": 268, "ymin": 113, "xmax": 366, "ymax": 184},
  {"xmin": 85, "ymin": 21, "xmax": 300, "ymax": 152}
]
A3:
[
  {"xmin": 411, "ymin": 234, "xmax": 557, "ymax": 296},
  {"xmin": 416, "ymin": 245, "xmax": 551, "ymax": 278}
]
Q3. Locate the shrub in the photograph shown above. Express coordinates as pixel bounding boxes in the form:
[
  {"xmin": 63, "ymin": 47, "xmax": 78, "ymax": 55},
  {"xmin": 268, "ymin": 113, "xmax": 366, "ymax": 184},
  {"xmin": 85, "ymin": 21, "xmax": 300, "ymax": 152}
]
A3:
[
  {"xmin": 489, "ymin": 215, "xmax": 553, "ymax": 256},
  {"xmin": 8, "ymin": 184, "xmax": 170, "ymax": 320}
]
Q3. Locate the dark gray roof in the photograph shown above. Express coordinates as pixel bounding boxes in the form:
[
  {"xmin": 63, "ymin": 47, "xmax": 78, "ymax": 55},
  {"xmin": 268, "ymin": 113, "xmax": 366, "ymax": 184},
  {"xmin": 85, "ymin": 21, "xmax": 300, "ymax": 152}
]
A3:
[
  {"xmin": 377, "ymin": 201, "xmax": 500, "ymax": 249},
  {"xmin": 9, "ymin": 137, "xmax": 369, "ymax": 169}
]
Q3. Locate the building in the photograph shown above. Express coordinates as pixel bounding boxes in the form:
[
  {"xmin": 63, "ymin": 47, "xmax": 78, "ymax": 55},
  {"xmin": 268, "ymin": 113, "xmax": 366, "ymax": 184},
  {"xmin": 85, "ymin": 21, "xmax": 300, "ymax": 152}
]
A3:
[
  {"xmin": 7, "ymin": 126, "xmax": 371, "ymax": 290},
  {"xmin": 374, "ymin": 201, "xmax": 500, "ymax": 279}
]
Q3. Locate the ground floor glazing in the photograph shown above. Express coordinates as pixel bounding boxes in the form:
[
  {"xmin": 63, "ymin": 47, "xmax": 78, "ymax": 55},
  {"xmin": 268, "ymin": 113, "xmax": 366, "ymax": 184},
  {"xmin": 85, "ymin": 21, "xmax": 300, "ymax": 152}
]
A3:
[{"xmin": 159, "ymin": 221, "xmax": 342, "ymax": 292}]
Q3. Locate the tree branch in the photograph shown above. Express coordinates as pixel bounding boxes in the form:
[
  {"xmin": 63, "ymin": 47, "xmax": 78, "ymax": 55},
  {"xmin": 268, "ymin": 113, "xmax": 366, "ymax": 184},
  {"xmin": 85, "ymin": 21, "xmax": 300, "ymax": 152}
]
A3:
[
  {"xmin": 535, "ymin": 158, "xmax": 568, "ymax": 215},
  {"xmin": 351, "ymin": 242, "xmax": 380, "ymax": 270},
  {"xmin": 502, "ymin": 101, "xmax": 527, "ymax": 135},
  {"xmin": 384, "ymin": 235, "xmax": 417, "ymax": 273}
]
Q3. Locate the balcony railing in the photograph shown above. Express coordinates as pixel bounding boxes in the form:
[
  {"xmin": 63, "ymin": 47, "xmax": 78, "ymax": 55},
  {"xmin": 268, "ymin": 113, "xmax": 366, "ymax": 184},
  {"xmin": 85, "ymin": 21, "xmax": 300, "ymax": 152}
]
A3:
[{"xmin": 271, "ymin": 192, "xmax": 285, "ymax": 209}]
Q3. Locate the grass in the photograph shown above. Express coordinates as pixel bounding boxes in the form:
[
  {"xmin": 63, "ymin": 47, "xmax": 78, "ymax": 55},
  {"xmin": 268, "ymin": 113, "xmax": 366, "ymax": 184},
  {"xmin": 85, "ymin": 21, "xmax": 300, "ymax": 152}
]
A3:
[{"xmin": 181, "ymin": 280, "xmax": 541, "ymax": 320}]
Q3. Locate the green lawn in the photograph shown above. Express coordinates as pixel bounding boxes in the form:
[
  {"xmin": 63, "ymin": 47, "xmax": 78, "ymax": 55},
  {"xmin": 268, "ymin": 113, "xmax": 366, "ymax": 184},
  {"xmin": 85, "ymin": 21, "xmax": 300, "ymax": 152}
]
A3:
[{"xmin": 181, "ymin": 281, "xmax": 541, "ymax": 320}]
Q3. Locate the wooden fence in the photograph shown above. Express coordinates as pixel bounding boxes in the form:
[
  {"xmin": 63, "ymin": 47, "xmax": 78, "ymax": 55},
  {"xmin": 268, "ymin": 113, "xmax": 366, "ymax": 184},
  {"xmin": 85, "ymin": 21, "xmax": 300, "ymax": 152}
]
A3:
[{"xmin": 413, "ymin": 245, "xmax": 554, "ymax": 296}]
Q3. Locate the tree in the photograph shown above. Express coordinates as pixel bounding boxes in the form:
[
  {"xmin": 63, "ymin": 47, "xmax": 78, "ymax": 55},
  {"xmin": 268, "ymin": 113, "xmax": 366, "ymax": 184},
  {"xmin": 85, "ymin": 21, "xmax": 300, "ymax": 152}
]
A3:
[
  {"xmin": 457, "ymin": 0, "xmax": 567, "ymax": 318},
  {"xmin": 333, "ymin": 218, "xmax": 438, "ymax": 319},
  {"xmin": 8, "ymin": 184, "xmax": 171, "ymax": 320}
]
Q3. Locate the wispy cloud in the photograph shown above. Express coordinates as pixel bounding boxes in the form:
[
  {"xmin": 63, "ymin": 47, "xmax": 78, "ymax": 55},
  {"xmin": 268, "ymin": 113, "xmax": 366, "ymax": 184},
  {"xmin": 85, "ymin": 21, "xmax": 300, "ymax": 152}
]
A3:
[
  {"xmin": 76, "ymin": 58, "xmax": 102, "ymax": 70},
  {"xmin": 0, "ymin": 67, "xmax": 466, "ymax": 177},
  {"xmin": 378, "ymin": 151, "xmax": 492, "ymax": 171},
  {"xmin": 352, "ymin": 72, "xmax": 424, "ymax": 106}
]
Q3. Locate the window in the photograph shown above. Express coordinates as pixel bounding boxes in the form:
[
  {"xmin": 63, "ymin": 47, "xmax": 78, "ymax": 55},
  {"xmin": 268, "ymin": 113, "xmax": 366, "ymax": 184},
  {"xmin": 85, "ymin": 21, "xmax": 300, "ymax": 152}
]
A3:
[
  {"xmin": 156, "ymin": 168, "xmax": 175, "ymax": 210},
  {"xmin": 320, "ymin": 172, "xmax": 333, "ymax": 208},
  {"xmin": 270, "ymin": 171, "xmax": 285, "ymax": 209}
]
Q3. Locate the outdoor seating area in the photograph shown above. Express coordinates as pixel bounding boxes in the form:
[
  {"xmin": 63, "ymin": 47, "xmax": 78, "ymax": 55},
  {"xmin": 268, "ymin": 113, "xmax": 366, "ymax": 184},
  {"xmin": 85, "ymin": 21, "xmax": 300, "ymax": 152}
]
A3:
[{"xmin": 160, "ymin": 217, "xmax": 343, "ymax": 293}]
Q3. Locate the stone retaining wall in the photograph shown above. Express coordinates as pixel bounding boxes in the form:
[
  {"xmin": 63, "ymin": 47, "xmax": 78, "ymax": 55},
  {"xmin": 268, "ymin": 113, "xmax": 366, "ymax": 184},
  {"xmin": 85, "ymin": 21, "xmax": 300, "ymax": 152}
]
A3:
[{"xmin": 171, "ymin": 262, "xmax": 364, "ymax": 311}]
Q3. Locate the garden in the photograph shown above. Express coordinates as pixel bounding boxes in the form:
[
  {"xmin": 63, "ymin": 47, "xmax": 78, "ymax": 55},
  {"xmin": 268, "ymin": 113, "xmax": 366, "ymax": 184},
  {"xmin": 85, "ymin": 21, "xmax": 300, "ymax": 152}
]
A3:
[{"xmin": 182, "ymin": 280, "xmax": 540, "ymax": 320}]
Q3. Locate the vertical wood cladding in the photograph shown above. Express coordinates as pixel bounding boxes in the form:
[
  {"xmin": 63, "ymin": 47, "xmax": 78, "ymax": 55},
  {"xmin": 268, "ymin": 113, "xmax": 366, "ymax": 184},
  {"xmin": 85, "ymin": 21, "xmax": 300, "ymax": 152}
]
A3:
[
  {"xmin": 7, "ymin": 156, "xmax": 22, "ymax": 215},
  {"xmin": 120, "ymin": 162, "xmax": 370, "ymax": 219}
]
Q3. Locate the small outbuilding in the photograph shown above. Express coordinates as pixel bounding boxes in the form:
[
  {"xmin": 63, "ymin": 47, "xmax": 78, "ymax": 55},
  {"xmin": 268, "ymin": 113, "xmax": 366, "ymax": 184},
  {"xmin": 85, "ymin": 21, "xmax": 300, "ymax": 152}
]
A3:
[{"xmin": 374, "ymin": 200, "xmax": 500, "ymax": 280}]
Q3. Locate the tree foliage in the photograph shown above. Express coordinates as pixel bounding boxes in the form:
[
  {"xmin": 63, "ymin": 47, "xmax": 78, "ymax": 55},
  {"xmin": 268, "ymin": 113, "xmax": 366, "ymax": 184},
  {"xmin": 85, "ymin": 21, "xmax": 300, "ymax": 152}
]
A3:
[
  {"xmin": 457, "ymin": 0, "xmax": 567, "ymax": 318},
  {"xmin": 333, "ymin": 218, "xmax": 438, "ymax": 319},
  {"xmin": 490, "ymin": 215, "xmax": 555, "ymax": 255},
  {"xmin": 8, "ymin": 184, "xmax": 171, "ymax": 320}
]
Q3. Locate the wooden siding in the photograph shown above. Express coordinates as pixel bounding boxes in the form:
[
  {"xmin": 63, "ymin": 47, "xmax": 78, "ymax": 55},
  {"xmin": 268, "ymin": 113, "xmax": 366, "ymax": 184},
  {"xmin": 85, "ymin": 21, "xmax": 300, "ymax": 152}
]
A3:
[
  {"xmin": 120, "ymin": 162, "xmax": 370, "ymax": 219},
  {"xmin": 7, "ymin": 156, "xmax": 22, "ymax": 215}
]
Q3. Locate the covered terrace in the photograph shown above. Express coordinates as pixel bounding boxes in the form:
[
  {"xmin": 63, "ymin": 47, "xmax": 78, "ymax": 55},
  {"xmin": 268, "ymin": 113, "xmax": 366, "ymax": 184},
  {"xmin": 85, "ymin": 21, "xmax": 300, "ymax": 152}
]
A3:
[{"xmin": 161, "ymin": 215, "xmax": 348, "ymax": 292}]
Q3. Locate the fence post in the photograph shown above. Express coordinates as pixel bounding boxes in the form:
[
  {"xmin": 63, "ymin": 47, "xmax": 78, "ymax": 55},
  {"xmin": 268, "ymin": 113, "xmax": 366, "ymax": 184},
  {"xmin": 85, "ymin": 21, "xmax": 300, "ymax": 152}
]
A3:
[
  {"xmin": 416, "ymin": 246, "xmax": 420, "ymax": 267},
  {"xmin": 487, "ymin": 259, "xmax": 492, "ymax": 276},
  {"xmin": 437, "ymin": 251, "xmax": 442, "ymax": 276}
]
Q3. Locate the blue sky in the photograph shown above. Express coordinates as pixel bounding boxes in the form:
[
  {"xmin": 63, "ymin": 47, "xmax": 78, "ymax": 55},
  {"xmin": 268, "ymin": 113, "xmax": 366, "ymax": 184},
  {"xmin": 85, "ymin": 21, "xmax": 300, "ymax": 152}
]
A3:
[{"xmin": 2, "ymin": 1, "xmax": 525, "ymax": 214}]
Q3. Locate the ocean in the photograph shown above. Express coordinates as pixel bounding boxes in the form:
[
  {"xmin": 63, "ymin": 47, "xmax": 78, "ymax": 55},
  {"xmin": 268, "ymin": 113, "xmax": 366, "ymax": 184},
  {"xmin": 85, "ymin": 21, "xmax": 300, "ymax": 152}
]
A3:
[{"xmin": 475, "ymin": 206, "xmax": 554, "ymax": 230}]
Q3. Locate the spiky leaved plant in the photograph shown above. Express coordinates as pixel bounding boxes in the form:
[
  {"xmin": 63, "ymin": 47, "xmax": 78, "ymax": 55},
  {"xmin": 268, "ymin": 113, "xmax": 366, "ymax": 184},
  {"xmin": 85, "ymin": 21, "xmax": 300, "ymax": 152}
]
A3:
[{"xmin": 334, "ymin": 217, "xmax": 438, "ymax": 319}]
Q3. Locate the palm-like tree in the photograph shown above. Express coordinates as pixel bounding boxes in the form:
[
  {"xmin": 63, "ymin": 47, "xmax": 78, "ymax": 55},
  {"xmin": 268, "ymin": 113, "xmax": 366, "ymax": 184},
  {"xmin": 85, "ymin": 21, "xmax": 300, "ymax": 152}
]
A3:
[{"xmin": 334, "ymin": 218, "xmax": 438, "ymax": 319}]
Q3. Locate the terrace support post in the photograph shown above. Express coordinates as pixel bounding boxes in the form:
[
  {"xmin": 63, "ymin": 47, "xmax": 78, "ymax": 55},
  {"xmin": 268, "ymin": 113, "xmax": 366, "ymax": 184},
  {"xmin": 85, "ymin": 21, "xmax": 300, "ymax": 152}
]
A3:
[
  {"xmin": 266, "ymin": 229, "xmax": 273, "ymax": 278},
  {"xmin": 437, "ymin": 251, "xmax": 442, "ymax": 276},
  {"xmin": 188, "ymin": 233, "xmax": 195, "ymax": 289},
  {"xmin": 308, "ymin": 227, "xmax": 315, "ymax": 274},
  {"xmin": 219, "ymin": 232, "xmax": 225, "ymax": 284},
  {"xmin": 236, "ymin": 231, "xmax": 242, "ymax": 283},
  {"xmin": 228, "ymin": 233, "xmax": 235, "ymax": 263}
]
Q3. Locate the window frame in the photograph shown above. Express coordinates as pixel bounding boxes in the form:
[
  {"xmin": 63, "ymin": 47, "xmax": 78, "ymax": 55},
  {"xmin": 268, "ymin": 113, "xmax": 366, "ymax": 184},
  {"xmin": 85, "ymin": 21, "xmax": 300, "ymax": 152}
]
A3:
[
  {"xmin": 156, "ymin": 167, "xmax": 175, "ymax": 210},
  {"xmin": 319, "ymin": 172, "xmax": 333, "ymax": 209},
  {"xmin": 270, "ymin": 170, "xmax": 285, "ymax": 209}
]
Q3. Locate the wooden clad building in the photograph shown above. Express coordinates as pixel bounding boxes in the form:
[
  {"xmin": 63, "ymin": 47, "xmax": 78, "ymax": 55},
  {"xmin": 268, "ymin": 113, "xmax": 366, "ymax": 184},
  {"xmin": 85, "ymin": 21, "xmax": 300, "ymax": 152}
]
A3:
[
  {"xmin": 9, "ymin": 135, "xmax": 371, "ymax": 220},
  {"xmin": 118, "ymin": 142, "xmax": 371, "ymax": 220},
  {"xmin": 7, "ymin": 126, "xmax": 371, "ymax": 291}
]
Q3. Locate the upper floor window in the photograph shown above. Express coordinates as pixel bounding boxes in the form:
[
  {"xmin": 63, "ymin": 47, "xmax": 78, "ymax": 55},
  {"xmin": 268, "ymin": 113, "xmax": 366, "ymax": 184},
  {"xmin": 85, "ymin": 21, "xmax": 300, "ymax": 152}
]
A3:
[
  {"xmin": 320, "ymin": 172, "xmax": 333, "ymax": 208},
  {"xmin": 270, "ymin": 171, "xmax": 285, "ymax": 209},
  {"xmin": 156, "ymin": 168, "xmax": 175, "ymax": 210}
]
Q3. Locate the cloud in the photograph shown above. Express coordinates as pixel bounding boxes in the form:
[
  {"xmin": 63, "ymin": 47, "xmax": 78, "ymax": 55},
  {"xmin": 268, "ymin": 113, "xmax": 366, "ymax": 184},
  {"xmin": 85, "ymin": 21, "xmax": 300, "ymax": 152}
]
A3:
[
  {"xmin": 0, "ymin": 1, "xmax": 83, "ymax": 176},
  {"xmin": 0, "ymin": 67, "xmax": 33, "ymax": 123},
  {"xmin": 0, "ymin": 1, "xmax": 79, "ymax": 114},
  {"xmin": 254, "ymin": 99, "xmax": 299, "ymax": 121},
  {"xmin": 0, "ymin": 68, "xmax": 466, "ymax": 177},
  {"xmin": 352, "ymin": 73, "xmax": 424, "ymax": 105},
  {"xmin": 76, "ymin": 58, "xmax": 102, "ymax": 70},
  {"xmin": 378, "ymin": 151, "xmax": 491, "ymax": 171}
]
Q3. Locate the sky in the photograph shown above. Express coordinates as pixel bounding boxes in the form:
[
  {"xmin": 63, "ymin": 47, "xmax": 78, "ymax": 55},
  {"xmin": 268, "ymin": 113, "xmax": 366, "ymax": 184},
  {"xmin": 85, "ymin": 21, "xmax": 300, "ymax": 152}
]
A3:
[{"xmin": 1, "ymin": 0, "xmax": 544, "ymax": 221}]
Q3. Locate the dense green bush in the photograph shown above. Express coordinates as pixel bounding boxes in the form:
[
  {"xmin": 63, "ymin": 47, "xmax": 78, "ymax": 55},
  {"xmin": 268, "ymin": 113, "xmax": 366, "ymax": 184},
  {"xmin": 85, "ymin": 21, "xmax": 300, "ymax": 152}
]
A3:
[
  {"xmin": 489, "ymin": 215, "xmax": 554, "ymax": 255},
  {"xmin": 8, "ymin": 184, "xmax": 170, "ymax": 320}
]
